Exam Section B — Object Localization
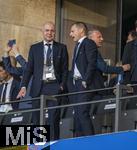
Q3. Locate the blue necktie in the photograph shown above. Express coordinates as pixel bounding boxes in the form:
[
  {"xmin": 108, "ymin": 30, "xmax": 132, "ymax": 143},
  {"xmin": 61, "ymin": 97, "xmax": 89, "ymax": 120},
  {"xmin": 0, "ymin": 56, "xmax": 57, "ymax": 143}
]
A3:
[
  {"xmin": 72, "ymin": 42, "xmax": 79, "ymax": 72},
  {"xmin": 46, "ymin": 44, "xmax": 52, "ymax": 66}
]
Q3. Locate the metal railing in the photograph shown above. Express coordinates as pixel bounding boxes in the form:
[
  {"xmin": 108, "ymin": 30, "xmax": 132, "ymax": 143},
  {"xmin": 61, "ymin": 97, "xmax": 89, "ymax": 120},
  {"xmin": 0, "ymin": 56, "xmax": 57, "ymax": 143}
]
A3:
[{"xmin": 0, "ymin": 83, "xmax": 137, "ymax": 133}]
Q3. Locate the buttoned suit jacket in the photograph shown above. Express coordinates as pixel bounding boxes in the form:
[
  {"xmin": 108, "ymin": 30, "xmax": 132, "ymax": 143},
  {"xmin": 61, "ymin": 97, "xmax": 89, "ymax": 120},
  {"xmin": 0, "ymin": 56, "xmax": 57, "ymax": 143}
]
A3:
[
  {"xmin": 72, "ymin": 37, "xmax": 97, "ymax": 87},
  {"xmin": 21, "ymin": 41, "xmax": 68, "ymax": 97}
]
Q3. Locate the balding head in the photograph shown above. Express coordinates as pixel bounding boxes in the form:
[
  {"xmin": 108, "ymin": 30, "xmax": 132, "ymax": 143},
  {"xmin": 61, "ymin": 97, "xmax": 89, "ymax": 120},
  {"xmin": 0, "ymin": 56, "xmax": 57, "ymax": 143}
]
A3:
[
  {"xmin": 88, "ymin": 29, "xmax": 104, "ymax": 48},
  {"xmin": 42, "ymin": 21, "xmax": 55, "ymax": 42},
  {"xmin": 70, "ymin": 22, "xmax": 88, "ymax": 41}
]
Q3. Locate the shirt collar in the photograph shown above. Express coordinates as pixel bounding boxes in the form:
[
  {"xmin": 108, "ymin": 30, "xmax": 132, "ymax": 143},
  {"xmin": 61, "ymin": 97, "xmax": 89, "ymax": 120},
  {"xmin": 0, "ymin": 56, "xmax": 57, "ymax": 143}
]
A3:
[
  {"xmin": 78, "ymin": 36, "xmax": 86, "ymax": 44},
  {"xmin": 4, "ymin": 77, "xmax": 13, "ymax": 84},
  {"xmin": 43, "ymin": 40, "xmax": 53, "ymax": 46}
]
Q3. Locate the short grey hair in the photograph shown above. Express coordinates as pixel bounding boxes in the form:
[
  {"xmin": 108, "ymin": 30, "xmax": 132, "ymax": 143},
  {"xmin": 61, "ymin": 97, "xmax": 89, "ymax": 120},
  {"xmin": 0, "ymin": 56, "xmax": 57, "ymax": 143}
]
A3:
[
  {"xmin": 88, "ymin": 29, "xmax": 100, "ymax": 38},
  {"xmin": 71, "ymin": 22, "xmax": 88, "ymax": 35}
]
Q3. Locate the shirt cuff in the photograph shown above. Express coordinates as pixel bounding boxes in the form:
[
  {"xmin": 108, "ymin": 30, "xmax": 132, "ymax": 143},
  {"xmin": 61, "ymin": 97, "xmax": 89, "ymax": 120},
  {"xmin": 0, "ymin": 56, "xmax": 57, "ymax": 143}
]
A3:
[
  {"xmin": 15, "ymin": 53, "xmax": 20, "ymax": 58},
  {"xmin": 3, "ymin": 52, "xmax": 9, "ymax": 57},
  {"xmin": 22, "ymin": 87, "xmax": 26, "ymax": 90}
]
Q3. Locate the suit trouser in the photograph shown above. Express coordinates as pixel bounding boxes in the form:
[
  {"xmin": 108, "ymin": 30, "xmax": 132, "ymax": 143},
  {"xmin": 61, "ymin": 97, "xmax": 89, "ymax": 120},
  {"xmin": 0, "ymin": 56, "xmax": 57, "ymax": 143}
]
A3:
[
  {"xmin": 40, "ymin": 81, "xmax": 61, "ymax": 141},
  {"xmin": 70, "ymin": 79, "xmax": 94, "ymax": 136}
]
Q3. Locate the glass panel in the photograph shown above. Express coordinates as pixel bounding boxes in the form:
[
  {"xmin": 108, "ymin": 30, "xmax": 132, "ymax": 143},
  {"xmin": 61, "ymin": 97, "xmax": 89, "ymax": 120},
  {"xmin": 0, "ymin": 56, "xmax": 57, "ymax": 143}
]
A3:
[{"xmin": 61, "ymin": 0, "xmax": 117, "ymax": 67}]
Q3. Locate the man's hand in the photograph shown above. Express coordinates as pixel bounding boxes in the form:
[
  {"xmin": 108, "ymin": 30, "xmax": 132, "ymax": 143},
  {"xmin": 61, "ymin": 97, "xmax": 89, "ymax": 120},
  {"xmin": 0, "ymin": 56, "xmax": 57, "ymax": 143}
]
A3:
[
  {"xmin": 82, "ymin": 81, "xmax": 87, "ymax": 88},
  {"xmin": 60, "ymin": 86, "xmax": 64, "ymax": 91},
  {"xmin": 122, "ymin": 64, "xmax": 131, "ymax": 71},
  {"xmin": 17, "ymin": 87, "xmax": 26, "ymax": 99},
  {"xmin": 4, "ymin": 45, "xmax": 12, "ymax": 57},
  {"xmin": 4, "ymin": 45, "xmax": 12, "ymax": 53},
  {"xmin": 10, "ymin": 44, "xmax": 20, "ymax": 57}
]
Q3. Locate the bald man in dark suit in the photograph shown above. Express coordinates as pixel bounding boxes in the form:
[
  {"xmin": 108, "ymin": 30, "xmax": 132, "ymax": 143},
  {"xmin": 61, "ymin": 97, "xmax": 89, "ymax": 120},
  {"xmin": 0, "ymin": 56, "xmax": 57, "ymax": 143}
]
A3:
[{"xmin": 18, "ymin": 22, "xmax": 68, "ymax": 140}]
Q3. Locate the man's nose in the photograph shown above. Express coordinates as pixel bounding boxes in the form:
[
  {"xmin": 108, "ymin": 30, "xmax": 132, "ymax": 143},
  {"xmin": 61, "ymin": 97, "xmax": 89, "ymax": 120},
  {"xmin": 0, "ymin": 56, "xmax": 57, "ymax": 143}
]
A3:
[{"xmin": 100, "ymin": 38, "xmax": 103, "ymax": 41}]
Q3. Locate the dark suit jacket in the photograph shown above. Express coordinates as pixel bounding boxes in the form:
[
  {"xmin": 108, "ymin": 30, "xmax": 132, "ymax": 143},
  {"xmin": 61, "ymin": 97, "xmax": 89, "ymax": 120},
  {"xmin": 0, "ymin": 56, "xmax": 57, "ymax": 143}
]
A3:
[
  {"xmin": 91, "ymin": 70, "xmax": 105, "ymax": 89},
  {"xmin": 2, "ymin": 55, "xmax": 27, "ymax": 77},
  {"xmin": 21, "ymin": 41, "xmax": 68, "ymax": 97},
  {"xmin": 122, "ymin": 40, "xmax": 137, "ymax": 83},
  {"xmin": 16, "ymin": 55, "xmax": 27, "ymax": 70},
  {"xmin": 94, "ymin": 51, "xmax": 123, "ymax": 94},
  {"xmin": 0, "ymin": 78, "xmax": 21, "ymax": 109},
  {"xmin": 97, "ymin": 52, "xmax": 123, "ymax": 74},
  {"xmin": 72, "ymin": 38, "xmax": 97, "ymax": 86}
]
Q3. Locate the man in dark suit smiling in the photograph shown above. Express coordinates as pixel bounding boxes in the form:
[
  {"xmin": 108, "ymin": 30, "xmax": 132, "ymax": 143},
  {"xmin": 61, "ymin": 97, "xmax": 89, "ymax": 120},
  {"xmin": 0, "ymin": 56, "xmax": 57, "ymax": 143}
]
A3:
[
  {"xmin": 70, "ymin": 22, "xmax": 98, "ymax": 136},
  {"xmin": 18, "ymin": 22, "xmax": 68, "ymax": 140}
]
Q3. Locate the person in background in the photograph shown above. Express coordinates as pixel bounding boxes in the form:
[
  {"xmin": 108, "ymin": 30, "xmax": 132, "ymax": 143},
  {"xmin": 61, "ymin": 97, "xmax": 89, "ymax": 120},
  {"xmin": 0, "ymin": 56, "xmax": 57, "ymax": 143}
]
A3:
[
  {"xmin": 88, "ymin": 29, "xmax": 131, "ymax": 133},
  {"xmin": 2, "ymin": 44, "xmax": 31, "ymax": 108},
  {"xmin": 88, "ymin": 29, "xmax": 130, "ymax": 75},
  {"xmin": 0, "ymin": 61, "xmax": 20, "ymax": 113},
  {"xmin": 87, "ymin": 29, "xmax": 130, "ymax": 98},
  {"xmin": 122, "ymin": 19, "xmax": 137, "ymax": 94},
  {"xmin": 126, "ymin": 30, "xmax": 137, "ymax": 43},
  {"xmin": 2, "ymin": 44, "xmax": 27, "ymax": 77},
  {"xmin": 121, "ymin": 20, "xmax": 137, "ymax": 109}
]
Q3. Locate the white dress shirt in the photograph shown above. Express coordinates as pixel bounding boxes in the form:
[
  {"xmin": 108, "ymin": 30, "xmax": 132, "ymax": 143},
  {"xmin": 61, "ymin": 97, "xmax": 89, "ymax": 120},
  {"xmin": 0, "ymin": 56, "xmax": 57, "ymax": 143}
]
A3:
[{"xmin": 42, "ymin": 41, "xmax": 56, "ymax": 81}]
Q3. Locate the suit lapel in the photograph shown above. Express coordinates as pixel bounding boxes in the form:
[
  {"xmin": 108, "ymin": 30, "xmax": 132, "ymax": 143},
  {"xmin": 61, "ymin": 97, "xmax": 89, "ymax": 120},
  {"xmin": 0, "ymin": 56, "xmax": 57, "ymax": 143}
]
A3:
[
  {"xmin": 75, "ymin": 38, "xmax": 86, "ymax": 61},
  {"xmin": 38, "ymin": 42, "xmax": 45, "ymax": 72},
  {"xmin": 38, "ymin": 42, "xmax": 44, "ymax": 64},
  {"xmin": 52, "ymin": 41, "xmax": 58, "ymax": 65},
  {"xmin": 0, "ymin": 84, "xmax": 4, "ymax": 100},
  {"xmin": 75, "ymin": 45, "xmax": 80, "ymax": 61}
]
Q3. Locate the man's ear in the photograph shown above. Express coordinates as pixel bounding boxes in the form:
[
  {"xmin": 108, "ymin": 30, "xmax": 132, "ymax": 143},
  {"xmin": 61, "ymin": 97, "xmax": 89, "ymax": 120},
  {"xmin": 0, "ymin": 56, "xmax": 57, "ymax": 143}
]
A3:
[{"xmin": 80, "ymin": 28, "xmax": 84, "ymax": 34}]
